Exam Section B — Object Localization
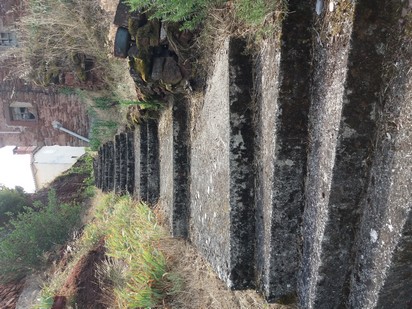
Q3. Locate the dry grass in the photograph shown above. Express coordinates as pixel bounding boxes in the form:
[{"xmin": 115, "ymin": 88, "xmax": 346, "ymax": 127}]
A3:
[
  {"xmin": 190, "ymin": 1, "xmax": 285, "ymax": 92},
  {"xmin": 156, "ymin": 238, "xmax": 294, "ymax": 309},
  {"xmin": 153, "ymin": 204, "xmax": 294, "ymax": 309}
]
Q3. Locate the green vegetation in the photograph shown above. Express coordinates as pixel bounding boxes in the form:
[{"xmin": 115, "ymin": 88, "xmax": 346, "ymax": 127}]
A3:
[
  {"xmin": 235, "ymin": 0, "xmax": 272, "ymax": 26},
  {"xmin": 125, "ymin": 0, "xmax": 217, "ymax": 30},
  {"xmin": 0, "ymin": 153, "xmax": 94, "ymax": 282},
  {"xmin": 89, "ymin": 119, "xmax": 119, "ymax": 150},
  {"xmin": 36, "ymin": 193, "xmax": 181, "ymax": 308},
  {"xmin": 62, "ymin": 151, "xmax": 96, "ymax": 198},
  {"xmin": 0, "ymin": 186, "xmax": 31, "ymax": 226},
  {"xmin": 0, "ymin": 191, "xmax": 82, "ymax": 281},
  {"xmin": 125, "ymin": 0, "xmax": 284, "ymax": 31},
  {"xmin": 92, "ymin": 97, "xmax": 162, "ymax": 111},
  {"xmin": 83, "ymin": 194, "xmax": 180, "ymax": 307}
]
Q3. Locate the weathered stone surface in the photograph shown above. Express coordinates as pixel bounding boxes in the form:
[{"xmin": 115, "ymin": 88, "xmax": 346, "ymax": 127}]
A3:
[
  {"xmin": 126, "ymin": 131, "xmax": 135, "ymax": 195},
  {"xmin": 114, "ymin": 134, "xmax": 121, "ymax": 194},
  {"xmin": 190, "ymin": 37, "xmax": 255, "ymax": 289},
  {"xmin": 300, "ymin": 2, "xmax": 412, "ymax": 308},
  {"xmin": 255, "ymin": 0, "xmax": 312, "ymax": 302},
  {"xmin": 134, "ymin": 123, "xmax": 147, "ymax": 201},
  {"xmin": 151, "ymin": 57, "xmax": 165, "ymax": 81},
  {"xmin": 299, "ymin": 1, "xmax": 379, "ymax": 308},
  {"xmin": 106, "ymin": 141, "xmax": 114, "ymax": 192},
  {"xmin": 147, "ymin": 119, "xmax": 160, "ymax": 204},
  {"xmin": 159, "ymin": 96, "xmax": 190, "ymax": 237},
  {"xmin": 159, "ymin": 102, "xmax": 174, "ymax": 224},
  {"xmin": 348, "ymin": 10, "xmax": 412, "ymax": 307},
  {"xmin": 162, "ymin": 57, "xmax": 182, "ymax": 85},
  {"xmin": 119, "ymin": 133, "xmax": 128, "ymax": 193}
]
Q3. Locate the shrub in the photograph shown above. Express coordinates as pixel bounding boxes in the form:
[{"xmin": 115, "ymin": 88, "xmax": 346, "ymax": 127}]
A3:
[
  {"xmin": 0, "ymin": 190, "xmax": 82, "ymax": 281},
  {"xmin": 0, "ymin": 186, "xmax": 31, "ymax": 226}
]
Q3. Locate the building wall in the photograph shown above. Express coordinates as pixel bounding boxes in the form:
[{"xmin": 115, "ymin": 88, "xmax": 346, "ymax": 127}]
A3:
[
  {"xmin": 33, "ymin": 146, "xmax": 86, "ymax": 189},
  {"xmin": 0, "ymin": 0, "xmax": 90, "ymax": 147}
]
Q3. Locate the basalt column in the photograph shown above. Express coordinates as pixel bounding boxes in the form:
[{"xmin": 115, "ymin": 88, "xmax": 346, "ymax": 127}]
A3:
[
  {"xmin": 255, "ymin": 0, "xmax": 312, "ymax": 302},
  {"xmin": 349, "ymin": 4, "xmax": 412, "ymax": 307},
  {"xmin": 190, "ymin": 37, "xmax": 255, "ymax": 289}
]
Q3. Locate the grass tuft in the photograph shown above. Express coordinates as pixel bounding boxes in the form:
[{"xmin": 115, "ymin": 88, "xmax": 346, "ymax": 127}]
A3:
[{"xmin": 83, "ymin": 194, "xmax": 178, "ymax": 307}]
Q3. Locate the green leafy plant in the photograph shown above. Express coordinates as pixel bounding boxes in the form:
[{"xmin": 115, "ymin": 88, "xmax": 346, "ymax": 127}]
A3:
[
  {"xmin": 0, "ymin": 186, "xmax": 31, "ymax": 226},
  {"xmin": 0, "ymin": 190, "xmax": 82, "ymax": 281}
]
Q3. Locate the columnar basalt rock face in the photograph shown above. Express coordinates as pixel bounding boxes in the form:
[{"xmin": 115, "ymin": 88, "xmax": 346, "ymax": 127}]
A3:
[
  {"xmin": 256, "ymin": 0, "xmax": 312, "ymax": 302},
  {"xmin": 95, "ymin": 132, "xmax": 134, "ymax": 195},
  {"xmin": 190, "ymin": 37, "xmax": 255, "ymax": 289},
  {"xmin": 119, "ymin": 133, "xmax": 128, "ymax": 193},
  {"xmin": 138, "ymin": 122, "xmax": 148, "ymax": 200},
  {"xmin": 171, "ymin": 97, "xmax": 190, "ymax": 238},
  {"xmin": 302, "ymin": 1, "xmax": 412, "ymax": 308},
  {"xmin": 93, "ymin": 1, "xmax": 412, "ymax": 307},
  {"xmin": 159, "ymin": 96, "xmax": 191, "ymax": 238},
  {"xmin": 348, "ymin": 7, "xmax": 412, "ymax": 307},
  {"xmin": 126, "ymin": 131, "xmax": 135, "ymax": 195},
  {"xmin": 147, "ymin": 119, "xmax": 160, "ymax": 204},
  {"xmin": 95, "ymin": 141, "xmax": 115, "ymax": 192},
  {"xmin": 300, "ymin": 1, "xmax": 361, "ymax": 308},
  {"xmin": 114, "ymin": 134, "xmax": 121, "ymax": 193}
]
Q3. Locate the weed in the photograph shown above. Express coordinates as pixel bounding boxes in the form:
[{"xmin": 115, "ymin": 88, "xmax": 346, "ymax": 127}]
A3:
[
  {"xmin": 92, "ymin": 97, "xmax": 117, "ymax": 110},
  {"xmin": 235, "ymin": 0, "xmax": 268, "ymax": 26},
  {"xmin": 62, "ymin": 152, "xmax": 95, "ymax": 198},
  {"xmin": 119, "ymin": 99, "xmax": 162, "ymax": 110}
]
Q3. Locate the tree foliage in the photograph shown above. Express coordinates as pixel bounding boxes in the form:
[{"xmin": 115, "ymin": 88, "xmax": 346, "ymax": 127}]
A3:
[
  {"xmin": 0, "ymin": 190, "xmax": 82, "ymax": 281},
  {"xmin": 0, "ymin": 186, "xmax": 31, "ymax": 225}
]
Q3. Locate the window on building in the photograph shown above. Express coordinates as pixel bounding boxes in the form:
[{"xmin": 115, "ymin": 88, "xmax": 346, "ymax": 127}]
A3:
[
  {"xmin": 10, "ymin": 107, "xmax": 36, "ymax": 120},
  {"xmin": 0, "ymin": 32, "xmax": 17, "ymax": 47},
  {"xmin": 9, "ymin": 102, "xmax": 37, "ymax": 121}
]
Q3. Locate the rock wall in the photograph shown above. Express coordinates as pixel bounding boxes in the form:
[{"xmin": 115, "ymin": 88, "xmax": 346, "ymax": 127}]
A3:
[{"xmin": 95, "ymin": 0, "xmax": 412, "ymax": 307}]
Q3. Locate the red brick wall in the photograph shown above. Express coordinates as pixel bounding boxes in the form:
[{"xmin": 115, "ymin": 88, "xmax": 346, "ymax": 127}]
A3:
[
  {"xmin": 0, "ymin": 0, "xmax": 89, "ymax": 147},
  {"xmin": 0, "ymin": 80, "xmax": 89, "ymax": 147}
]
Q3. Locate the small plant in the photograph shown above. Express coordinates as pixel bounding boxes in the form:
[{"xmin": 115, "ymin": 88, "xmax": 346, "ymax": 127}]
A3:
[
  {"xmin": 63, "ymin": 152, "xmax": 95, "ymax": 198},
  {"xmin": 89, "ymin": 120, "xmax": 119, "ymax": 151},
  {"xmin": 58, "ymin": 87, "xmax": 76, "ymax": 95},
  {"xmin": 92, "ymin": 97, "xmax": 117, "ymax": 110},
  {"xmin": 119, "ymin": 99, "xmax": 162, "ymax": 110}
]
